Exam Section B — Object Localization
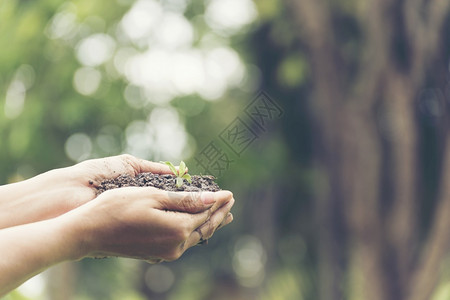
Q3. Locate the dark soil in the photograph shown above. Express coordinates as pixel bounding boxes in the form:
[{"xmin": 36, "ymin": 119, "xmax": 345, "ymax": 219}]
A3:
[{"xmin": 95, "ymin": 172, "xmax": 221, "ymax": 194}]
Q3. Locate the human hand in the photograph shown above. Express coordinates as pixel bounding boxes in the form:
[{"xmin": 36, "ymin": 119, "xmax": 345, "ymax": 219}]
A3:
[
  {"xmin": 63, "ymin": 187, "xmax": 234, "ymax": 263},
  {"xmin": 0, "ymin": 154, "xmax": 173, "ymax": 229},
  {"xmin": 0, "ymin": 157, "xmax": 234, "ymax": 296},
  {"xmin": 71, "ymin": 154, "xmax": 174, "ymax": 187}
]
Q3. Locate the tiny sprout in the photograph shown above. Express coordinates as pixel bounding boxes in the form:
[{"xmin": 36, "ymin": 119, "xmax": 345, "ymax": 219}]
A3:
[{"xmin": 160, "ymin": 161, "xmax": 192, "ymax": 188}]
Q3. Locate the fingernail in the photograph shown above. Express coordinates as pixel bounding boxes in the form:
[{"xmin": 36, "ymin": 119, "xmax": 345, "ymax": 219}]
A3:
[
  {"xmin": 217, "ymin": 190, "xmax": 233, "ymax": 200},
  {"xmin": 201, "ymin": 192, "xmax": 215, "ymax": 205}
]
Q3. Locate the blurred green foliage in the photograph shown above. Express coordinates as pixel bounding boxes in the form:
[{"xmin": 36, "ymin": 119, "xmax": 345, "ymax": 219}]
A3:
[
  {"xmin": 0, "ymin": 0, "xmax": 307, "ymax": 299},
  {"xmin": 3, "ymin": 0, "xmax": 450, "ymax": 299}
]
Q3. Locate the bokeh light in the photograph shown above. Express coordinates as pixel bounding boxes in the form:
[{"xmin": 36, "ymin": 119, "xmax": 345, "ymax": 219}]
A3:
[
  {"xmin": 76, "ymin": 34, "xmax": 116, "ymax": 67},
  {"xmin": 4, "ymin": 80, "xmax": 26, "ymax": 119},
  {"xmin": 45, "ymin": 4, "xmax": 78, "ymax": 40},
  {"xmin": 144, "ymin": 265, "xmax": 175, "ymax": 293},
  {"xmin": 205, "ymin": 0, "xmax": 257, "ymax": 35},
  {"xmin": 73, "ymin": 67, "xmax": 102, "ymax": 96},
  {"xmin": 232, "ymin": 235, "xmax": 267, "ymax": 288},
  {"xmin": 17, "ymin": 274, "xmax": 45, "ymax": 299},
  {"xmin": 65, "ymin": 133, "xmax": 93, "ymax": 162}
]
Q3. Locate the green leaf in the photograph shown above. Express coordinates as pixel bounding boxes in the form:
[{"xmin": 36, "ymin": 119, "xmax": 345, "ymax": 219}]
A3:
[
  {"xmin": 182, "ymin": 173, "xmax": 192, "ymax": 183},
  {"xmin": 176, "ymin": 177, "xmax": 183, "ymax": 188},
  {"xmin": 160, "ymin": 161, "xmax": 177, "ymax": 176},
  {"xmin": 179, "ymin": 161, "xmax": 186, "ymax": 176}
]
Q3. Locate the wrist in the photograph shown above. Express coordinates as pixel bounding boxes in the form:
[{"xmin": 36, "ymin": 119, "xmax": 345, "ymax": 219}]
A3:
[
  {"xmin": 0, "ymin": 166, "xmax": 97, "ymax": 229},
  {"xmin": 39, "ymin": 166, "xmax": 85, "ymax": 188},
  {"xmin": 55, "ymin": 212, "xmax": 93, "ymax": 261}
]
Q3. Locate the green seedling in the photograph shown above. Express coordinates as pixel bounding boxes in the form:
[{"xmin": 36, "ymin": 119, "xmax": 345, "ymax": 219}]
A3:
[{"xmin": 160, "ymin": 160, "xmax": 192, "ymax": 188}]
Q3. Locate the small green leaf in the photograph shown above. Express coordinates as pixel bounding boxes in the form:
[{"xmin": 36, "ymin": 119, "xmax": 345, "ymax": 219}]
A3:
[
  {"xmin": 160, "ymin": 161, "xmax": 177, "ymax": 176},
  {"xmin": 182, "ymin": 173, "xmax": 192, "ymax": 183},
  {"xmin": 176, "ymin": 177, "xmax": 183, "ymax": 188},
  {"xmin": 179, "ymin": 161, "xmax": 186, "ymax": 176}
]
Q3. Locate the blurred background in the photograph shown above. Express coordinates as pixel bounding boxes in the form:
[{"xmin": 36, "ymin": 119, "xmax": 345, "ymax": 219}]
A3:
[{"xmin": 1, "ymin": 0, "xmax": 450, "ymax": 299}]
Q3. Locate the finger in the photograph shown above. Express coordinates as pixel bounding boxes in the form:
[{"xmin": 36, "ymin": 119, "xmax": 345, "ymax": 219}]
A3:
[
  {"xmin": 184, "ymin": 214, "xmax": 233, "ymax": 248},
  {"xmin": 175, "ymin": 165, "xmax": 188, "ymax": 173},
  {"xmin": 145, "ymin": 258, "xmax": 163, "ymax": 264},
  {"xmin": 134, "ymin": 158, "xmax": 174, "ymax": 174},
  {"xmin": 217, "ymin": 212, "xmax": 233, "ymax": 230},
  {"xmin": 114, "ymin": 154, "xmax": 174, "ymax": 175},
  {"xmin": 184, "ymin": 197, "xmax": 235, "ymax": 249},
  {"xmin": 157, "ymin": 190, "xmax": 233, "ymax": 214},
  {"xmin": 82, "ymin": 155, "xmax": 174, "ymax": 182},
  {"xmin": 163, "ymin": 191, "xmax": 233, "ymax": 236},
  {"xmin": 196, "ymin": 194, "xmax": 234, "ymax": 234},
  {"xmin": 200, "ymin": 197, "xmax": 234, "ymax": 239},
  {"xmin": 184, "ymin": 227, "xmax": 203, "ymax": 249}
]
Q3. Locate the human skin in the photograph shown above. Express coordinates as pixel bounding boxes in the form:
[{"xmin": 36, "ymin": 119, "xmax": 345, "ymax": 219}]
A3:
[
  {"xmin": 0, "ymin": 154, "xmax": 177, "ymax": 229},
  {"xmin": 0, "ymin": 155, "xmax": 234, "ymax": 296}
]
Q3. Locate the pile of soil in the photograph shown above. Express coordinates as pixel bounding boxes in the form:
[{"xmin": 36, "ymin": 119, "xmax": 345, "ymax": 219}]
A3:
[{"xmin": 95, "ymin": 172, "xmax": 221, "ymax": 194}]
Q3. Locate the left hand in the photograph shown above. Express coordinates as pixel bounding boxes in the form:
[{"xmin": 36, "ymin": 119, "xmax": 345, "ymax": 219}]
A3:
[{"xmin": 0, "ymin": 154, "xmax": 173, "ymax": 229}]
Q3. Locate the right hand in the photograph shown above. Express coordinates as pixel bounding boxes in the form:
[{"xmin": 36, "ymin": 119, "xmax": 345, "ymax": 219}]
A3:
[{"xmin": 64, "ymin": 187, "xmax": 235, "ymax": 263}]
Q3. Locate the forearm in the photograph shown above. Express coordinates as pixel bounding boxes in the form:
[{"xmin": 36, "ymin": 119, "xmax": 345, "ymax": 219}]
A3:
[
  {"xmin": 0, "ymin": 216, "xmax": 82, "ymax": 297},
  {"xmin": 0, "ymin": 155, "xmax": 173, "ymax": 230},
  {"xmin": 0, "ymin": 185, "xmax": 235, "ymax": 297},
  {"xmin": 0, "ymin": 167, "xmax": 94, "ymax": 229}
]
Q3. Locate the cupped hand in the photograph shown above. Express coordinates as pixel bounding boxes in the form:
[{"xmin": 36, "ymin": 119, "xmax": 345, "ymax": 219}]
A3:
[
  {"xmin": 72, "ymin": 154, "xmax": 173, "ymax": 187},
  {"xmin": 0, "ymin": 154, "xmax": 173, "ymax": 229},
  {"xmin": 65, "ymin": 187, "xmax": 234, "ymax": 263}
]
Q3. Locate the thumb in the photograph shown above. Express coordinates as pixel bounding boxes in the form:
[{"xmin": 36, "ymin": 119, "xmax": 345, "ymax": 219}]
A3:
[
  {"xmin": 159, "ymin": 191, "xmax": 232, "ymax": 214},
  {"xmin": 134, "ymin": 159, "xmax": 174, "ymax": 175}
]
